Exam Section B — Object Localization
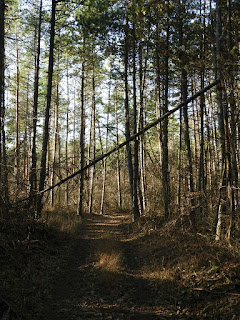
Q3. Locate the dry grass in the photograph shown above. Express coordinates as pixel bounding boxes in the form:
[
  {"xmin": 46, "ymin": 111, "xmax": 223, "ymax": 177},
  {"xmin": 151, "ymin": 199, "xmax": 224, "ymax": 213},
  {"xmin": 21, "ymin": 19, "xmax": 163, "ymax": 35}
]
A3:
[
  {"xmin": 95, "ymin": 252, "xmax": 122, "ymax": 272},
  {"xmin": 94, "ymin": 233, "xmax": 123, "ymax": 273},
  {"xmin": 130, "ymin": 224, "xmax": 240, "ymax": 288},
  {"xmin": 43, "ymin": 206, "xmax": 82, "ymax": 235}
]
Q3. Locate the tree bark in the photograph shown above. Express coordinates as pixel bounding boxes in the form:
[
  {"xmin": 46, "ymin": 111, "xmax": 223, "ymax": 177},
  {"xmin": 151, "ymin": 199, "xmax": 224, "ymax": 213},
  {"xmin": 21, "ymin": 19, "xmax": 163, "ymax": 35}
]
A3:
[
  {"xmin": 77, "ymin": 42, "xmax": 86, "ymax": 217},
  {"xmin": 50, "ymin": 83, "xmax": 59, "ymax": 207},
  {"xmin": 73, "ymin": 81, "xmax": 77, "ymax": 170},
  {"xmin": 114, "ymin": 86, "xmax": 122, "ymax": 209},
  {"xmin": 89, "ymin": 64, "xmax": 96, "ymax": 214},
  {"xmin": 139, "ymin": 42, "xmax": 147, "ymax": 214},
  {"xmin": 162, "ymin": 1, "xmax": 170, "ymax": 220},
  {"xmin": 100, "ymin": 72, "xmax": 110, "ymax": 215},
  {"xmin": 124, "ymin": 16, "xmax": 135, "ymax": 220},
  {"xmin": 24, "ymin": 73, "xmax": 30, "ymax": 181},
  {"xmin": 65, "ymin": 62, "xmax": 70, "ymax": 205},
  {"xmin": 132, "ymin": 24, "xmax": 140, "ymax": 220},
  {"xmin": 178, "ymin": 104, "xmax": 183, "ymax": 208},
  {"xmin": 15, "ymin": 33, "xmax": 20, "ymax": 196},
  {"xmin": 0, "ymin": 0, "xmax": 9, "ymax": 212},
  {"xmin": 0, "ymin": 0, "xmax": 4, "ymax": 200},
  {"xmin": 155, "ymin": 22, "xmax": 162, "ymax": 165},
  {"xmin": 178, "ymin": 0, "xmax": 195, "ymax": 226},
  {"xmin": 227, "ymin": 0, "xmax": 238, "ymax": 235},
  {"xmin": 29, "ymin": 0, "xmax": 42, "ymax": 208},
  {"xmin": 215, "ymin": 0, "xmax": 228, "ymax": 241},
  {"xmin": 37, "ymin": 0, "xmax": 56, "ymax": 217},
  {"xmin": 198, "ymin": 0, "xmax": 206, "ymax": 192}
]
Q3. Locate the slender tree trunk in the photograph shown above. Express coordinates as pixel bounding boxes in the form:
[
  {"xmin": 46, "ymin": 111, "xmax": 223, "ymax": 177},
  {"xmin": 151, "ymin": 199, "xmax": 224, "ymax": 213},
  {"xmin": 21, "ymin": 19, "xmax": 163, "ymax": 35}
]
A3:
[
  {"xmin": 73, "ymin": 81, "xmax": 76, "ymax": 170},
  {"xmin": 214, "ymin": 0, "xmax": 232, "ymax": 241},
  {"xmin": 1, "ymin": 120, "xmax": 8, "ymax": 210},
  {"xmin": 215, "ymin": 0, "xmax": 226, "ymax": 241},
  {"xmin": 132, "ymin": 24, "xmax": 140, "ymax": 220},
  {"xmin": 100, "ymin": 74, "xmax": 110, "ymax": 215},
  {"xmin": 155, "ymin": 23, "xmax": 162, "ymax": 164},
  {"xmin": 30, "ymin": 0, "xmax": 42, "ymax": 207},
  {"xmin": 181, "ymin": 65, "xmax": 194, "ymax": 194},
  {"xmin": 227, "ymin": 0, "xmax": 238, "ymax": 234},
  {"xmin": 15, "ymin": 33, "xmax": 20, "ymax": 196},
  {"xmin": 87, "ymin": 99, "xmax": 93, "ymax": 187},
  {"xmin": 178, "ymin": 1, "xmax": 195, "ymax": 225},
  {"xmin": 77, "ymin": 40, "xmax": 85, "ymax": 217},
  {"xmin": 124, "ymin": 16, "xmax": 135, "ymax": 220},
  {"xmin": 178, "ymin": 106, "xmax": 183, "ymax": 208},
  {"xmin": 0, "ymin": 0, "xmax": 4, "ymax": 204},
  {"xmin": 89, "ymin": 64, "xmax": 96, "ymax": 214},
  {"xmin": 0, "ymin": 0, "xmax": 9, "ymax": 211},
  {"xmin": 162, "ymin": 1, "xmax": 170, "ymax": 220},
  {"xmin": 24, "ymin": 73, "xmax": 30, "ymax": 181},
  {"xmin": 198, "ymin": 0, "xmax": 206, "ymax": 193},
  {"xmin": 114, "ymin": 86, "xmax": 122, "ymax": 208},
  {"xmin": 204, "ymin": 95, "xmax": 214, "ymax": 214},
  {"xmin": 50, "ymin": 84, "xmax": 59, "ymax": 207},
  {"xmin": 199, "ymin": 72, "xmax": 205, "ymax": 192},
  {"xmin": 37, "ymin": 0, "xmax": 56, "ymax": 217},
  {"xmin": 65, "ymin": 62, "xmax": 70, "ymax": 205},
  {"xmin": 96, "ymin": 115, "xmax": 104, "ymax": 167},
  {"xmin": 139, "ymin": 42, "xmax": 147, "ymax": 213},
  {"xmin": 57, "ymin": 116, "xmax": 61, "ymax": 204},
  {"xmin": 192, "ymin": 90, "xmax": 199, "ymax": 172}
]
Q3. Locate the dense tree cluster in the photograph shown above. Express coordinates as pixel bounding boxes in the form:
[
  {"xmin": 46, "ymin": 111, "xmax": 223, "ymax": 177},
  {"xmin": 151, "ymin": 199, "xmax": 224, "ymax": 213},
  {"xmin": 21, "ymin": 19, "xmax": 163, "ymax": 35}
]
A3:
[{"xmin": 0, "ymin": 0, "xmax": 239, "ymax": 240}]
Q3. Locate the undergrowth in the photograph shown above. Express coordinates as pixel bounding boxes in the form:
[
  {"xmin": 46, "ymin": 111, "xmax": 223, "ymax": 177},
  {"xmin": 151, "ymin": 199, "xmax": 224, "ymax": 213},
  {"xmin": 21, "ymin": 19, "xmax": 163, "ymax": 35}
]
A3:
[
  {"xmin": 0, "ymin": 207, "xmax": 81, "ymax": 320},
  {"xmin": 126, "ymin": 214, "xmax": 240, "ymax": 318},
  {"xmin": 1, "ymin": 207, "xmax": 240, "ymax": 319}
]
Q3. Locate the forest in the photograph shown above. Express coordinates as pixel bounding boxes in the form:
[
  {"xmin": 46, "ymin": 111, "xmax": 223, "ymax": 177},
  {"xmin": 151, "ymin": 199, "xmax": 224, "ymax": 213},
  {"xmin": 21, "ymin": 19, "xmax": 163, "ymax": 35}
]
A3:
[{"xmin": 0, "ymin": 0, "xmax": 240, "ymax": 319}]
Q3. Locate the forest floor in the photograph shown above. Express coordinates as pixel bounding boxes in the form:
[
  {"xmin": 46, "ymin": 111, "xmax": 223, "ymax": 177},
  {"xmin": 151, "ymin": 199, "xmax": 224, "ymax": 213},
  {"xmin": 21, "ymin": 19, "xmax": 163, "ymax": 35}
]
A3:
[
  {"xmin": 1, "ymin": 212, "xmax": 240, "ymax": 319},
  {"xmin": 43, "ymin": 213, "xmax": 240, "ymax": 320}
]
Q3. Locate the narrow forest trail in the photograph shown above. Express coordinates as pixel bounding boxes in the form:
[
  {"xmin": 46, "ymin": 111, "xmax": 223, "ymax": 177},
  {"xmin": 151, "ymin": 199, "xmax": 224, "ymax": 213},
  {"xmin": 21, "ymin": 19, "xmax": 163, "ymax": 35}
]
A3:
[
  {"xmin": 44, "ymin": 214, "xmax": 181, "ymax": 320},
  {"xmin": 43, "ymin": 213, "xmax": 240, "ymax": 320}
]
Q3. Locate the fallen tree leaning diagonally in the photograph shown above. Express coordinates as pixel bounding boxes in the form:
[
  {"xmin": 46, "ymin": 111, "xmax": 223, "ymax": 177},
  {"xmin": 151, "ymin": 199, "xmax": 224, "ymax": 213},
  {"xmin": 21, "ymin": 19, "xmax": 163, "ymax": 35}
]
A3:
[{"xmin": 15, "ymin": 79, "xmax": 220, "ymax": 206}]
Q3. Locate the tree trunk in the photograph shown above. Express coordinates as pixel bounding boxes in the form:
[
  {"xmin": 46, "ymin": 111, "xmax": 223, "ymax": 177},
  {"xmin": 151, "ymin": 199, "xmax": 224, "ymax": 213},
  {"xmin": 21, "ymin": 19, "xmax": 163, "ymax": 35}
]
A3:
[
  {"xmin": 155, "ymin": 23, "xmax": 162, "ymax": 165},
  {"xmin": 15, "ymin": 33, "xmax": 20, "ymax": 196},
  {"xmin": 73, "ymin": 80, "xmax": 77, "ymax": 170},
  {"xmin": 0, "ymin": 0, "xmax": 9, "ymax": 212},
  {"xmin": 199, "ymin": 72, "xmax": 205, "ymax": 192},
  {"xmin": 89, "ymin": 64, "xmax": 96, "ymax": 214},
  {"xmin": 215, "ymin": 0, "xmax": 228, "ymax": 241},
  {"xmin": 100, "ymin": 73, "xmax": 110, "ymax": 215},
  {"xmin": 29, "ymin": 0, "xmax": 42, "ymax": 208},
  {"xmin": 132, "ymin": 24, "xmax": 140, "ymax": 220},
  {"xmin": 50, "ymin": 83, "xmax": 59, "ymax": 207},
  {"xmin": 65, "ymin": 62, "xmax": 70, "ymax": 205},
  {"xmin": 139, "ymin": 42, "xmax": 147, "ymax": 213},
  {"xmin": 227, "ymin": 0, "xmax": 238, "ymax": 234},
  {"xmin": 0, "ymin": 0, "xmax": 4, "ymax": 205},
  {"xmin": 162, "ymin": 1, "xmax": 170, "ymax": 220},
  {"xmin": 178, "ymin": 105, "xmax": 183, "ymax": 208},
  {"xmin": 124, "ymin": 16, "xmax": 135, "ymax": 220},
  {"xmin": 114, "ymin": 86, "xmax": 122, "ymax": 209},
  {"xmin": 24, "ymin": 73, "xmax": 30, "ymax": 181},
  {"xmin": 178, "ymin": 0, "xmax": 195, "ymax": 226},
  {"xmin": 77, "ymin": 40, "xmax": 86, "ymax": 217},
  {"xmin": 37, "ymin": 0, "xmax": 56, "ymax": 217}
]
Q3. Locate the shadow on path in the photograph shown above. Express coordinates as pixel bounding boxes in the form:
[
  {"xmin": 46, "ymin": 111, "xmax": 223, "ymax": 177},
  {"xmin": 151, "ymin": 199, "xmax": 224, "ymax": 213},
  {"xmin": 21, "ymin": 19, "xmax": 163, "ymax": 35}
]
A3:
[{"xmin": 43, "ymin": 214, "xmax": 199, "ymax": 320}]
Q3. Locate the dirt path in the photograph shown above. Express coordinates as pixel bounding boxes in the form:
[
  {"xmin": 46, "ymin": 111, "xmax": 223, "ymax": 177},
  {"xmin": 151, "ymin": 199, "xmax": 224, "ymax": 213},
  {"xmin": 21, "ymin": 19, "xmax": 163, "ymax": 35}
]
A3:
[{"xmin": 43, "ymin": 214, "xmax": 182, "ymax": 320}]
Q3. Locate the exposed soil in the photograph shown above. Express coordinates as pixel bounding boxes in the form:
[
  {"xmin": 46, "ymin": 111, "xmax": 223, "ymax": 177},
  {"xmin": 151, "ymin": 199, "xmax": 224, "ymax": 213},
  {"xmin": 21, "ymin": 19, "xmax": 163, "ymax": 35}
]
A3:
[{"xmin": 43, "ymin": 214, "xmax": 240, "ymax": 320}]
